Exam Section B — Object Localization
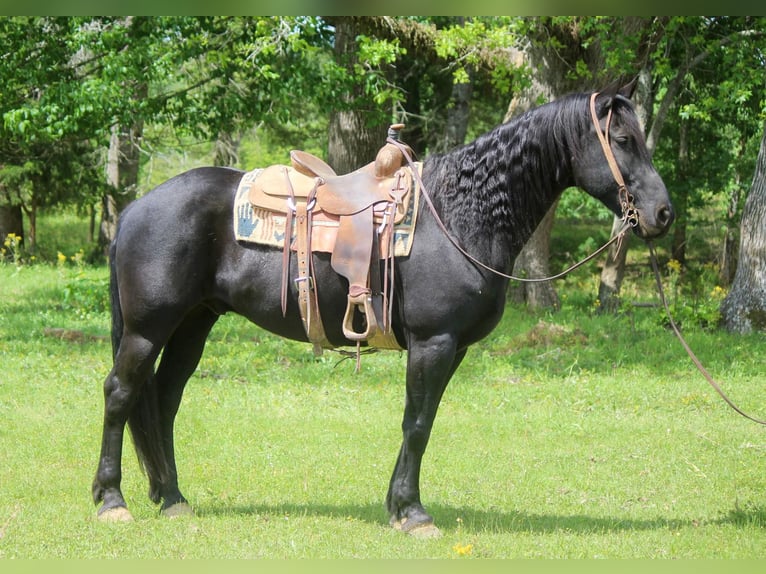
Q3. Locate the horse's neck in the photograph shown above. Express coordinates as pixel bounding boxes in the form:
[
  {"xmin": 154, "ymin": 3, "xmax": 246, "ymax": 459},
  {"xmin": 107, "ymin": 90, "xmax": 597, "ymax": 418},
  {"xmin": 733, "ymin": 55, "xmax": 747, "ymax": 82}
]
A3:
[{"xmin": 426, "ymin": 108, "xmax": 573, "ymax": 261}]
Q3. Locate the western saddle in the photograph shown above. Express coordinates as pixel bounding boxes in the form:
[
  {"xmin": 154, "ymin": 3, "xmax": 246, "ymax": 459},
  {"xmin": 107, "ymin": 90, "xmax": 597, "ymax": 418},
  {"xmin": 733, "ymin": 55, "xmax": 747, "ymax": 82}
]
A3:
[{"xmin": 247, "ymin": 124, "xmax": 416, "ymax": 358}]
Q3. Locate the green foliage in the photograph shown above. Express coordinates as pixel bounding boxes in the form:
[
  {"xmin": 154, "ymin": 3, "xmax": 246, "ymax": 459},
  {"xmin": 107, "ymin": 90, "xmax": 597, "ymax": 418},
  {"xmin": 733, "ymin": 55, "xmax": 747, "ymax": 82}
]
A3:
[
  {"xmin": 433, "ymin": 17, "xmax": 518, "ymax": 87},
  {"xmin": 1, "ymin": 15, "xmax": 765, "ymax": 280},
  {"xmin": 355, "ymin": 35, "xmax": 406, "ymax": 108},
  {"xmin": 650, "ymin": 17, "xmax": 766, "ymax": 227},
  {"xmin": 557, "ymin": 186, "xmax": 615, "ymax": 224},
  {"xmin": 657, "ymin": 258, "xmax": 727, "ymax": 330},
  {"xmin": 57, "ymin": 252, "xmax": 110, "ymax": 319},
  {"xmin": 0, "ymin": 16, "xmax": 336, "ymax": 219}
]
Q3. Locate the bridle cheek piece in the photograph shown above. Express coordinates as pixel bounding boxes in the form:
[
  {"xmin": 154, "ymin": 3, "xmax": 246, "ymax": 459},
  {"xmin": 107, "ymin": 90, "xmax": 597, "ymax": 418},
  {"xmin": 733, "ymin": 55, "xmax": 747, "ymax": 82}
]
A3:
[{"xmin": 590, "ymin": 92, "xmax": 639, "ymax": 229}]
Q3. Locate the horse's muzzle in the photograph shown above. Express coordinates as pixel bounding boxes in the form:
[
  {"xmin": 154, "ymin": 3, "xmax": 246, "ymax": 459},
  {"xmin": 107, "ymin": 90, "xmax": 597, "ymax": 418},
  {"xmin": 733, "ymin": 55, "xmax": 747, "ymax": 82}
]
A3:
[{"xmin": 636, "ymin": 202, "xmax": 674, "ymax": 239}]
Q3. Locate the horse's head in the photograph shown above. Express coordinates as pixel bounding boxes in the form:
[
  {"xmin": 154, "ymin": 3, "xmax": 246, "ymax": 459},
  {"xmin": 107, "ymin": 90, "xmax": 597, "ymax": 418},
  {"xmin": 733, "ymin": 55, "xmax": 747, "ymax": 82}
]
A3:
[{"xmin": 572, "ymin": 86, "xmax": 674, "ymax": 240}]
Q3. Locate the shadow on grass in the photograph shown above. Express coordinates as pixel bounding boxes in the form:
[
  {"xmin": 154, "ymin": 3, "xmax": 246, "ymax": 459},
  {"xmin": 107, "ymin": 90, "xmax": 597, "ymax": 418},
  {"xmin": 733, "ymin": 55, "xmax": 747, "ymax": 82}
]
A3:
[
  {"xmin": 717, "ymin": 501, "xmax": 766, "ymax": 528},
  {"xmin": 193, "ymin": 499, "xmax": 766, "ymax": 534}
]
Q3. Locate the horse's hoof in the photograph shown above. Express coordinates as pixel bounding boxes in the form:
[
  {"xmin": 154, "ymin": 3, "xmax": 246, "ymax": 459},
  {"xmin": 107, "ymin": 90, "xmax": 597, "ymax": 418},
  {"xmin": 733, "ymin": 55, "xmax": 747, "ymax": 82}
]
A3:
[
  {"xmin": 390, "ymin": 517, "xmax": 442, "ymax": 539},
  {"xmin": 98, "ymin": 506, "xmax": 134, "ymax": 523},
  {"xmin": 161, "ymin": 502, "xmax": 194, "ymax": 518}
]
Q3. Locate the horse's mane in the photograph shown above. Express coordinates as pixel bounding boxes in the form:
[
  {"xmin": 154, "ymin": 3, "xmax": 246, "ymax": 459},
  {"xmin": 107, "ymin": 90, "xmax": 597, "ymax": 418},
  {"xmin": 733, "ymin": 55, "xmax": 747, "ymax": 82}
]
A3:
[{"xmin": 420, "ymin": 92, "xmax": 635, "ymax": 252}]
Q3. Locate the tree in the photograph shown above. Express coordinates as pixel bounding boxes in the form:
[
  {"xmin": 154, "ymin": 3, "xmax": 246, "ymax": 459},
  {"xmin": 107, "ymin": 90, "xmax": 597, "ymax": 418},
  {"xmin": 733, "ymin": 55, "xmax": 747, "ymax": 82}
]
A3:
[
  {"xmin": 1, "ymin": 16, "xmax": 524, "ymax": 253},
  {"xmin": 0, "ymin": 17, "xmax": 111, "ymax": 251},
  {"xmin": 97, "ymin": 16, "xmax": 305, "ymax": 248},
  {"xmin": 720, "ymin": 122, "xmax": 766, "ymax": 333},
  {"xmin": 325, "ymin": 18, "xmax": 392, "ymax": 172},
  {"xmin": 321, "ymin": 17, "xmax": 518, "ymax": 171},
  {"xmin": 96, "ymin": 17, "xmax": 151, "ymax": 251},
  {"xmin": 598, "ymin": 17, "xmax": 766, "ymax": 310}
]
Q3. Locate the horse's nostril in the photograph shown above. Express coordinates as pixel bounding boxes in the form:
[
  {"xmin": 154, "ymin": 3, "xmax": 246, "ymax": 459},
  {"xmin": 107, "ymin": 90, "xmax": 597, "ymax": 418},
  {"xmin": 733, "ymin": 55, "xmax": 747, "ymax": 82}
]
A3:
[{"xmin": 656, "ymin": 205, "xmax": 674, "ymax": 228}]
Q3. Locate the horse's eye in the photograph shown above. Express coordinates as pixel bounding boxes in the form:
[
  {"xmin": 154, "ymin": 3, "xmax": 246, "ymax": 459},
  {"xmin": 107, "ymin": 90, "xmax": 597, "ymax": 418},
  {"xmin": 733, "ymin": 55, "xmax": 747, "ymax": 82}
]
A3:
[{"xmin": 612, "ymin": 134, "xmax": 628, "ymax": 145}]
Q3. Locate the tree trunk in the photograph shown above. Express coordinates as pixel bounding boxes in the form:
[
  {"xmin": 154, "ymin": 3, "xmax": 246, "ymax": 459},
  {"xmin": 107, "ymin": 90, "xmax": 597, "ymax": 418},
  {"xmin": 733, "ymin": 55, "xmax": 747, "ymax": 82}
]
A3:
[
  {"xmin": 720, "ymin": 124, "xmax": 766, "ymax": 333},
  {"xmin": 596, "ymin": 216, "xmax": 631, "ymax": 313},
  {"xmin": 720, "ymin": 225, "xmax": 738, "ymax": 285},
  {"xmin": 671, "ymin": 119, "xmax": 690, "ymax": 264},
  {"xmin": 440, "ymin": 74, "xmax": 473, "ymax": 153},
  {"xmin": 99, "ymin": 121, "xmax": 143, "ymax": 253},
  {"xmin": 0, "ymin": 204, "xmax": 24, "ymax": 248},
  {"xmin": 89, "ymin": 203, "xmax": 97, "ymax": 244},
  {"xmin": 508, "ymin": 199, "xmax": 561, "ymax": 310},
  {"xmin": 22, "ymin": 202, "xmax": 37, "ymax": 254},
  {"xmin": 329, "ymin": 112, "xmax": 388, "ymax": 174},
  {"xmin": 719, "ymin": 145, "xmax": 745, "ymax": 285},
  {"xmin": 214, "ymin": 131, "xmax": 240, "ymax": 167},
  {"xmin": 327, "ymin": 18, "xmax": 388, "ymax": 173},
  {"xmin": 98, "ymin": 18, "xmax": 147, "ymax": 255}
]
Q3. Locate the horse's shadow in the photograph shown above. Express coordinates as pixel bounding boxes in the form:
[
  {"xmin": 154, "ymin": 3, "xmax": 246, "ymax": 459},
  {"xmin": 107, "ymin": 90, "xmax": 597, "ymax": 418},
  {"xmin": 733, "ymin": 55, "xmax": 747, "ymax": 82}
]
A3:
[{"xmin": 193, "ymin": 500, "xmax": 766, "ymax": 534}]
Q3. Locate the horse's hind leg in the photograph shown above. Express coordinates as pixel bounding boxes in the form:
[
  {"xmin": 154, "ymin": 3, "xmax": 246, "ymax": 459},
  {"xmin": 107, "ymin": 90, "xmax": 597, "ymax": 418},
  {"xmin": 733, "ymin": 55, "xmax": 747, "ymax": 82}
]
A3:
[
  {"xmin": 150, "ymin": 305, "xmax": 219, "ymax": 517},
  {"xmin": 93, "ymin": 332, "xmax": 163, "ymax": 521}
]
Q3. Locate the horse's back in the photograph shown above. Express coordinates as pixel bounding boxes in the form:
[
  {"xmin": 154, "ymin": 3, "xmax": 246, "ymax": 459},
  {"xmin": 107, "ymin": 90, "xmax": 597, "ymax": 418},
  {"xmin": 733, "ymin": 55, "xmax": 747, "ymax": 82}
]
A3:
[{"xmin": 118, "ymin": 167, "xmax": 243, "ymax": 231}]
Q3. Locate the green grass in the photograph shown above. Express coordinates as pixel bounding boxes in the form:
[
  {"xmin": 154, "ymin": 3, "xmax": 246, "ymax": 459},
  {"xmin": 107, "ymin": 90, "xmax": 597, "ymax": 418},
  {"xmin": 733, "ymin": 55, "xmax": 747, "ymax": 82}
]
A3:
[{"xmin": 1, "ymin": 225, "xmax": 766, "ymax": 558}]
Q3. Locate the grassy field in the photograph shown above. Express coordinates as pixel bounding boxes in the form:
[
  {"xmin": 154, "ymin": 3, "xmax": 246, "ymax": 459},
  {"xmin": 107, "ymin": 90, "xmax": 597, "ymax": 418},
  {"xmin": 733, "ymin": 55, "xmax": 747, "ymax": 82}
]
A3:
[{"xmin": 1, "ymin": 214, "xmax": 766, "ymax": 559}]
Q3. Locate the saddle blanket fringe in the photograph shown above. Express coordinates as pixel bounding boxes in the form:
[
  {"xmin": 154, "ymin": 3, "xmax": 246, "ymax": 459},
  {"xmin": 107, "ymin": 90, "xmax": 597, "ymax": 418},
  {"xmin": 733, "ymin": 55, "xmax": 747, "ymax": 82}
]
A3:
[{"xmin": 233, "ymin": 168, "xmax": 420, "ymax": 257}]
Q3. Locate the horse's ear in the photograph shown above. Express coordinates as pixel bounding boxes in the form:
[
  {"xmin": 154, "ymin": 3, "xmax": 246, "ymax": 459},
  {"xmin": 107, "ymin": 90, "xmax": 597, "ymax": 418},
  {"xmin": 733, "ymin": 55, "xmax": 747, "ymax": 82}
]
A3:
[
  {"xmin": 600, "ymin": 76, "xmax": 638, "ymax": 101},
  {"xmin": 617, "ymin": 76, "xmax": 638, "ymax": 100}
]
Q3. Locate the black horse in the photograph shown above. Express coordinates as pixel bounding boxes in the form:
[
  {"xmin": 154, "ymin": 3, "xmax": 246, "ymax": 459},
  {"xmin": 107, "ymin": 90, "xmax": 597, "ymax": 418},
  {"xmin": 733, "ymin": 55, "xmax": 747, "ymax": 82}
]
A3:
[{"xmin": 92, "ymin": 86, "xmax": 674, "ymax": 535}]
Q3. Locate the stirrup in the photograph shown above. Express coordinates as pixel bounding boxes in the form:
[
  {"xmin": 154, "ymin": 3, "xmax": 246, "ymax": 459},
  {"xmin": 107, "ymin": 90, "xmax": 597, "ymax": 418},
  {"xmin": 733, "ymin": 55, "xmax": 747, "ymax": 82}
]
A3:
[{"xmin": 342, "ymin": 288, "xmax": 378, "ymax": 341}]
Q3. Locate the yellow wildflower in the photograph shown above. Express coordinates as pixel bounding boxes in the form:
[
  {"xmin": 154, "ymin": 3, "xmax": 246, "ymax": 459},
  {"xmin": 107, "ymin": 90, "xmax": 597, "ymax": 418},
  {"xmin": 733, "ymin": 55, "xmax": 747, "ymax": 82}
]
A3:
[
  {"xmin": 453, "ymin": 542, "xmax": 473, "ymax": 557},
  {"xmin": 710, "ymin": 285, "xmax": 726, "ymax": 298},
  {"xmin": 57, "ymin": 252, "xmax": 67, "ymax": 265},
  {"xmin": 4, "ymin": 233, "xmax": 19, "ymax": 248},
  {"xmin": 666, "ymin": 259, "xmax": 682, "ymax": 274}
]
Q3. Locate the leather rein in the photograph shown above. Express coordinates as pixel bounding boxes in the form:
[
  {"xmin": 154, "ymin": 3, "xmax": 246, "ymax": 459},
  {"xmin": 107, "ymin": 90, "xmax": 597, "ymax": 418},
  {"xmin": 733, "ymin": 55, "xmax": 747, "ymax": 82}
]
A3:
[
  {"xmin": 647, "ymin": 241, "xmax": 766, "ymax": 426},
  {"xmin": 388, "ymin": 91, "xmax": 766, "ymax": 426}
]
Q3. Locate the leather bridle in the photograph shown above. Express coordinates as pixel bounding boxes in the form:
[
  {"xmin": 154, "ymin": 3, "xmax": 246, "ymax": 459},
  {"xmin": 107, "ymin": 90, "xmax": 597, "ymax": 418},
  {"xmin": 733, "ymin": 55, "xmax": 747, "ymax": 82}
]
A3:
[{"xmin": 589, "ymin": 92, "xmax": 639, "ymax": 230}]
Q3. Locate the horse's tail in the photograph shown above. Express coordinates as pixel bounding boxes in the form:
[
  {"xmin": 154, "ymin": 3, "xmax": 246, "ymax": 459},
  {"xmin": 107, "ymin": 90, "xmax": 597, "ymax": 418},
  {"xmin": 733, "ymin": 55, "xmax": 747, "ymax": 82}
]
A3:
[
  {"xmin": 109, "ymin": 237, "xmax": 169, "ymax": 504},
  {"xmin": 108, "ymin": 240, "xmax": 123, "ymax": 361}
]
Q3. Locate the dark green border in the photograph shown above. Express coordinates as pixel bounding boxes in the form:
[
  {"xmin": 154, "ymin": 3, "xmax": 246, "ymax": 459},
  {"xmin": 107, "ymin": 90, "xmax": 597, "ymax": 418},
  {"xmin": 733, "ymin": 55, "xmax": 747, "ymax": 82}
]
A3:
[{"xmin": 0, "ymin": 2, "xmax": 755, "ymax": 16}]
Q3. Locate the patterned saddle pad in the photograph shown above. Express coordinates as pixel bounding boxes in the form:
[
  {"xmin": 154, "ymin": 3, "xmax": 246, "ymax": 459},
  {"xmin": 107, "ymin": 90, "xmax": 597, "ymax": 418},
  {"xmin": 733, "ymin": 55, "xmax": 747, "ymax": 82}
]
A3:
[{"xmin": 233, "ymin": 167, "xmax": 420, "ymax": 258}]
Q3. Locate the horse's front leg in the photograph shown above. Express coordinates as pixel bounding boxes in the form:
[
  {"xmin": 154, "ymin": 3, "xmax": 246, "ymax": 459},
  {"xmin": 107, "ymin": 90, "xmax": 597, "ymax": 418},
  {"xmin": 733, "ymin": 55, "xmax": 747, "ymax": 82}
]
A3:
[{"xmin": 386, "ymin": 334, "xmax": 466, "ymax": 537}]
